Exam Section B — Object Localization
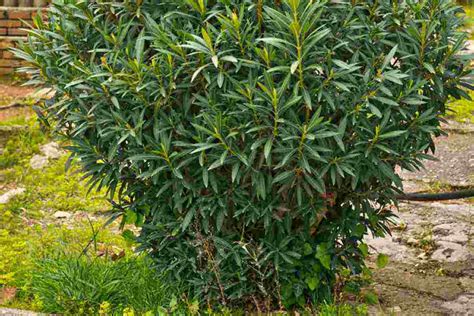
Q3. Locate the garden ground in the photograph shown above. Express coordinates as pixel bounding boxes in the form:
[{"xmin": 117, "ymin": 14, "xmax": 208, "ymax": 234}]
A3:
[{"xmin": 0, "ymin": 49, "xmax": 473, "ymax": 315}]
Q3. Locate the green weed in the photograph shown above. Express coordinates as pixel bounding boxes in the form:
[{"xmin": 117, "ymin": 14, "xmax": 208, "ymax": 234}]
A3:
[
  {"xmin": 0, "ymin": 118, "xmax": 48, "ymax": 169},
  {"xmin": 464, "ymin": 5, "xmax": 474, "ymax": 38},
  {"xmin": 447, "ymin": 90, "xmax": 474, "ymax": 123},
  {"xmin": 0, "ymin": 114, "xmax": 33, "ymax": 127},
  {"xmin": 2, "ymin": 156, "xmax": 109, "ymax": 217},
  {"xmin": 317, "ymin": 303, "xmax": 368, "ymax": 316}
]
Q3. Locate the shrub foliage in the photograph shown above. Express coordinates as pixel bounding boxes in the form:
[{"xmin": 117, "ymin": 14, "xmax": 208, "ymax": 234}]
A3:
[{"xmin": 17, "ymin": 0, "xmax": 471, "ymax": 309}]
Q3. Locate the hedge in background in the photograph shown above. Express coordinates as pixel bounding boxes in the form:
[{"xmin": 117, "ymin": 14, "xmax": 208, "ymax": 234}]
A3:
[{"xmin": 17, "ymin": 0, "xmax": 471, "ymax": 310}]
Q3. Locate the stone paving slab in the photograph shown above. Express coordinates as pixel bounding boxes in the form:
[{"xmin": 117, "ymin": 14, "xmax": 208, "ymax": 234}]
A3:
[{"xmin": 368, "ymin": 141, "xmax": 474, "ymax": 316}]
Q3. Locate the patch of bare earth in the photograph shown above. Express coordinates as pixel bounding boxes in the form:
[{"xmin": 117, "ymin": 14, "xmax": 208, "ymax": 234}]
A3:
[
  {"xmin": 367, "ymin": 121, "xmax": 474, "ymax": 315},
  {"xmin": 0, "ymin": 81, "xmax": 47, "ymax": 121}
]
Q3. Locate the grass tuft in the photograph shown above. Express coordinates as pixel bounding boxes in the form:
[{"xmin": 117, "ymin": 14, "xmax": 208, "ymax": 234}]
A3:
[{"xmin": 31, "ymin": 256, "xmax": 172, "ymax": 315}]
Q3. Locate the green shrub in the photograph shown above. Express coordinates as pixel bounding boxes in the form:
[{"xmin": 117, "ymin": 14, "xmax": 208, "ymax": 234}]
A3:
[
  {"xmin": 31, "ymin": 256, "xmax": 172, "ymax": 314},
  {"xmin": 17, "ymin": 0, "xmax": 471, "ymax": 310}
]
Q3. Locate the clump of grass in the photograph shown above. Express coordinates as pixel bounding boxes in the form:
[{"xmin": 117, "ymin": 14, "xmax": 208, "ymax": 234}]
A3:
[
  {"xmin": 0, "ymin": 215, "xmax": 132, "ymax": 302},
  {"xmin": 317, "ymin": 303, "xmax": 368, "ymax": 316},
  {"xmin": 0, "ymin": 115, "xmax": 34, "ymax": 126},
  {"xmin": 31, "ymin": 256, "xmax": 174, "ymax": 315}
]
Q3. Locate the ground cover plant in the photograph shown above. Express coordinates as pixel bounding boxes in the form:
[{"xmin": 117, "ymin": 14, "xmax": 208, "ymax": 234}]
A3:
[
  {"xmin": 448, "ymin": 89, "xmax": 474, "ymax": 123},
  {"xmin": 463, "ymin": 4, "xmax": 474, "ymax": 39},
  {"xmin": 17, "ymin": 0, "xmax": 471, "ymax": 311},
  {"xmin": 0, "ymin": 117, "xmax": 134, "ymax": 310}
]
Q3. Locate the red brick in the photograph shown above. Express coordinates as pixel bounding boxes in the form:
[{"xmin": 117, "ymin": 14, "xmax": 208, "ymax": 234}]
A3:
[
  {"xmin": 8, "ymin": 28, "xmax": 28, "ymax": 36},
  {"xmin": 2, "ymin": 51, "xmax": 15, "ymax": 59},
  {"xmin": 0, "ymin": 20, "xmax": 22, "ymax": 28},
  {"xmin": 8, "ymin": 10, "xmax": 34, "ymax": 20},
  {"xmin": 0, "ymin": 67, "xmax": 15, "ymax": 75},
  {"xmin": 0, "ymin": 59, "xmax": 22, "ymax": 67},
  {"xmin": 0, "ymin": 40, "xmax": 16, "ymax": 49}
]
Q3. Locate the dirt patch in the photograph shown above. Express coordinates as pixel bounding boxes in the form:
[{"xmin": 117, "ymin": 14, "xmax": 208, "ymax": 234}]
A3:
[
  {"xmin": 0, "ymin": 84, "xmax": 35, "ymax": 103},
  {"xmin": 0, "ymin": 106, "xmax": 33, "ymax": 122}
]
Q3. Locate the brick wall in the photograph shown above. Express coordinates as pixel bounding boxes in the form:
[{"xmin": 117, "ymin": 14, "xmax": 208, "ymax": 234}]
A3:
[{"xmin": 0, "ymin": 7, "xmax": 44, "ymax": 75}]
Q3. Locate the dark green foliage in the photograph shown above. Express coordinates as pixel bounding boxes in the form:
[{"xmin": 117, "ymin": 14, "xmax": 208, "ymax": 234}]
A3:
[
  {"xmin": 17, "ymin": 0, "xmax": 471, "ymax": 310},
  {"xmin": 32, "ymin": 256, "xmax": 171, "ymax": 314}
]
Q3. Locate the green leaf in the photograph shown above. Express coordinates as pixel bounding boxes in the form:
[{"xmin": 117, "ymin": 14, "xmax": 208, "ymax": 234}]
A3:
[
  {"xmin": 368, "ymin": 103, "xmax": 382, "ymax": 118},
  {"xmin": 364, "ymin": 291, "xmax": 379, "ymax": 305},
  {"xmin": 211, "ymin": 55, "xmax": 219, "ymax": 68},
  {"xmin": 303, "ymin": 243, "xmax": 312, "ymax": 256},
  {"xmin": 111, "ymin": 96, "xmax": 120, "ymax": 109},
  {"xmin": 376, "ymin": 253, "xmax": 389, "ymax": 269},
  {"xmin": 202, "ymin": 168, "xmax": 209, "ymax": 187},
  {"xmin": 257, "ymin": 37, "xmax": 295, "ymax": 50},
  {"xmin": 231, "ymin": 163, "xmax": 240, "ymax": 183},
  {"xmin": 221, "ymin": 55, "xmax": 238, "ymax": 63},
  {"xmin": 216, "ymin": 211, "xmax": 225, "ymax": 232},
  {"xmin": 272, "ymin": 170, "xmax": 293, "ymax": 184},
  {"xmin": 291, "ymin": 60, "xmax": 299, "ymax": 74},
  {"xmin": 374, "ymin": 96, "xmax": 399, "ymax": 107},
  {"xmin": 217, "ymin": 72, "xmax": 224, "ymax": 88},
  {"xmin": 382, "ymin": 45, "xmax": 398, "ymax": 69},
  {"xmin": 135, "ymin": 29, "xmax": 146, "ymax": 63},
  {"xmin": 122, "ymin": 229, "xmax": 136, "ymax": 242},
  {"xmin": 316, "ymin": 244, "xmax": 331, "ymax": 270},
  {"xmin": 124, "ymin": 209, "xmax": 137, "ymax": 225},
  {"xmin": 191, "ymin": 64, "xmax": 209, "ymax": 82},
  {"xmin": 264, "ymin": 138, "xmax": 273, "ymax": 160},
  {"xmin": 182, "ymin": 209, "xmax": 195, "ymax": 231},
  {"xmin": 423, "ymin": 62, "xmax": 435, "ymax": 74},
  {"xmin": 305, "ymin": 277, "xmax": 319, "ymax": 291},
  {"xmin": 379, "ymin": 130, "xmax": 406, "ymax": 139},
  {"xmin": 333, "ymin": 59, "xmax": 351, "ymax": 69},
  {"xmin": 359, "ymin": 243, "xmax": 369, "ymax": 257}
]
